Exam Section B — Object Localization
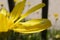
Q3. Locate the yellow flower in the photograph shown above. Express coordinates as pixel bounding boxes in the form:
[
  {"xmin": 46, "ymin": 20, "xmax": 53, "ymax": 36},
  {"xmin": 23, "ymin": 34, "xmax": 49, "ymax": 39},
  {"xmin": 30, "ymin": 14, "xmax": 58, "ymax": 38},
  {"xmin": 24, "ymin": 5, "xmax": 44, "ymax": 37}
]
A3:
[
  {"xmin": 27, "ymin": 2, "xmax": 31, "ymax": 5},
  {"xmin": 0, "ymin": 0, "xmax": 51, "ymax": 34},
  {"xmin": 55, "ymin": 34, "xmax": 60, "ymax": 38},
  {"xmin": 54, "ymin": 13, "xmax": 59, "ymax": 20}
]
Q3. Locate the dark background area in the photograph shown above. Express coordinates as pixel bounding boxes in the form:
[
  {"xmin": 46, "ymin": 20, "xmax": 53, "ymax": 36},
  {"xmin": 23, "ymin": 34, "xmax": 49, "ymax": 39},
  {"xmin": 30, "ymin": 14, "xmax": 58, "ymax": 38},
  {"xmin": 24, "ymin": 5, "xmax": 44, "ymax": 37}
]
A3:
[{"xmin": 41, "ymin": 0, "xmax": 48, "ymax": 40}]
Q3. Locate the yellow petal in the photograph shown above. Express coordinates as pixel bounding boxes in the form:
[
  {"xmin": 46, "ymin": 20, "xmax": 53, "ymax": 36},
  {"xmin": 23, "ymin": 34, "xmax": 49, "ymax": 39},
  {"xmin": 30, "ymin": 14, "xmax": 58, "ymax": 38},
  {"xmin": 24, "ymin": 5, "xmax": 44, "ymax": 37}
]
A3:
[
  {"xmin": 14, "ymin": 0, "xmax": 23, "ymax": 3},
  {"xmin": 0, "ymin": 14, "xmax": 8, "ymax": 32},
  {"xmin": 0, "ymin": 8, "xmax": 9, "ymax": 17},
  {"xmin": 10, "ymin": 0, "xmax": 26, "ymax": 22},
  {"xmin": 15, "ymin": 3, "xmax": 45, "ymax": 23},
  {"xmin": 13, "ymin": 19, "xmax": 51, "ymax": 34},
  {"xmin": 21, "ymin": 19, "xmax": 43, "ymax": 27}
]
